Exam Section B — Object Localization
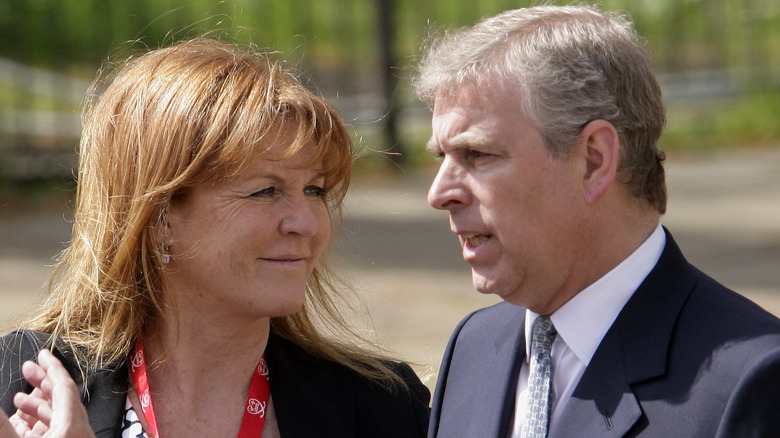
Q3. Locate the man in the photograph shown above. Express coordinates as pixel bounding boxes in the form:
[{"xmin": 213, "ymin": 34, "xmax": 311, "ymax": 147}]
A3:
[{"xmin": 414, "ymin": 4, "xmax": 780, "ymax": 437}]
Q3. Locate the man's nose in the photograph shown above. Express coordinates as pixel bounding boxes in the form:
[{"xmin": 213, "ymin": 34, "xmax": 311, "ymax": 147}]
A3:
[{"xmin": 428, "ymin": 157, "xmax": 469, "ymax": 211}]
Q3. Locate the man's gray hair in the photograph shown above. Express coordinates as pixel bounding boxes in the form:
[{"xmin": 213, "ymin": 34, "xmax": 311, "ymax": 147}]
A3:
[{"xmin": 414, "ymin": 4, "xmax": 668, "ymax": 213}]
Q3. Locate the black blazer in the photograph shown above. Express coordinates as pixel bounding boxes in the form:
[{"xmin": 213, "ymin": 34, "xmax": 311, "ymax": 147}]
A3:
[
  {"xmin": 429, "ymin": 229, "xmax": 780, "ymax": 437},
  {"xmin": 0, "ymin": 331, "xmax": 430, "ymax": 437}
]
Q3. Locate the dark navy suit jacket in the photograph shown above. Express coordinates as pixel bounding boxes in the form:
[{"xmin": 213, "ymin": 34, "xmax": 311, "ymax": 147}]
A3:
[
  {"xmin": 0, "ymin": 331, "xmax": 430, "ymax": 437},
  {"xmin": 429, "ymin": 230, "xmax": 780, "ymax": 437}
]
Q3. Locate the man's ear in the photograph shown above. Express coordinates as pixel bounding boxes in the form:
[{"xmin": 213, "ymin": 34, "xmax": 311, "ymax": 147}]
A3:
[{"xmin": 580, "ymin": 119, "xmax": 620, "ymax": 205}]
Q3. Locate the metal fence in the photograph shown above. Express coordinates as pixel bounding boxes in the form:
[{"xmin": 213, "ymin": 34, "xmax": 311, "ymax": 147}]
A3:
[{"xmin": 1, "ymin": 0, "xmax": 778, "ymax": 180}]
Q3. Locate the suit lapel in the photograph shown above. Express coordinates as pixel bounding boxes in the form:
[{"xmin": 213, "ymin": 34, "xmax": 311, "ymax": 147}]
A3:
[
  {"xmin": 435, "ymin": 302, "xmax": 526, "ymax": 438},
  {"xmin": 550, "ymin": 328, "xmax": 642, "ymax": 437},
  {"xmin": 551, "ymin": 229, "xmax": 696, "ymax": 437}
]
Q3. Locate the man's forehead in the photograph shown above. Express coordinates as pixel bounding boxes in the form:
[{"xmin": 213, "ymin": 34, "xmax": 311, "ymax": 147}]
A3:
[
  {"xmin": 432, "ymin": 82, "xmax": 483, "ymax": 114},
  {"xmin": 426, "ymin": 85, "xmax": 503, "ymax": 151}
]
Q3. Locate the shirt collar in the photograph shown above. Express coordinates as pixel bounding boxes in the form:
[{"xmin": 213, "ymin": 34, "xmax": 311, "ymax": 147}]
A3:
[{"xmin": 524, "ymin": 223, "xmax": 666, "ymax": 364}]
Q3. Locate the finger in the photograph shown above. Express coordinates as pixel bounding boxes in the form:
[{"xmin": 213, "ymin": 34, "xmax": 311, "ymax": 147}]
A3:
[
  {"xmin": 36, "ymin": 351, "xmax": 94, "ymax": 437},
  {"xmin": 35, "ymin": 350, "xmax": 66, "ymax": 379},
  {"xmin": 20, "ymin": 362, "xmax": 49, "ymax": 399},
  {"xmin": 48, "ymin": 387, "xmax": 93, "ymax": 438},
  {"xmin": 36, "ymin": 351, "xmax": 80, "ymax": 403},
  {"xmin": 8, "ymin": 412, "xmax": 33, "ymax": 437},
  {"xmin": 10, "ymin": 407, "xmax": 36, "ymax": 429},
  {"xmin": 30, "ymin": 419, "xmax": 48, "ymax": 437},
  {"xmin": 13, "ymin": 393, "xmax": 52, "ymax": 427}
]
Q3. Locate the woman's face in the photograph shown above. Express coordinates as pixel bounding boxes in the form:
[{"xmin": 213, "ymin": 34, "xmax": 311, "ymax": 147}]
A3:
[{"xmin": 163, "ymin": 138, "xmax": 332, "ymax": 322}]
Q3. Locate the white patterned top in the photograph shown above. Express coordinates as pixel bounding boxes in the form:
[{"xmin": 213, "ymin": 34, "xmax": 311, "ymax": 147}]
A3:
[{"xmin": 121, "ymin": 397, "xmax": 148, "ymax": 438}]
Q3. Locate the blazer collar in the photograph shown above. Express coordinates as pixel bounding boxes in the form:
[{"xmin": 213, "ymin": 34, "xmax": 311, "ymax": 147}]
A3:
[{"xmin": 551, "ymin": 229, "xmax": 696, "ymax": 437}]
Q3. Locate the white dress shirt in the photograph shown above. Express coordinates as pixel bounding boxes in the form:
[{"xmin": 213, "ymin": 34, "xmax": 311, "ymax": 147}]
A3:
[{"xmin": 511, "ymin": 223, "xmax": 666, "ymax": 437}]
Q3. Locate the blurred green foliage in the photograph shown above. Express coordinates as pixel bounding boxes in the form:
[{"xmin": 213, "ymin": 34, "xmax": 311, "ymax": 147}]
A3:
[
  {"xmin": 663, "ymin": 90, "xmax": 780, "ymax": 151},
  {"xmin": 0, "ymin": 0, "xmax": 778, "ymax": 178}
]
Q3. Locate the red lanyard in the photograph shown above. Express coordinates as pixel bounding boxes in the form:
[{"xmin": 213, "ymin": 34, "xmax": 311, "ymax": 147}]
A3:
[{"xmin": 130, "ymin": 338, "xmax": 271, "ymax": 438}]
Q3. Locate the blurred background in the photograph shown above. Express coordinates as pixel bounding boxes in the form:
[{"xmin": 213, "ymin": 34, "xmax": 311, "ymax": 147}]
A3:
[{"xmin": 1, "ymin": 0, "xmax": 779, "ymax": 391}]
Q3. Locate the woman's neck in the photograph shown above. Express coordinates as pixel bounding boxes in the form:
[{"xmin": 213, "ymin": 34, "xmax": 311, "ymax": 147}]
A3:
[
  {"xmin": 134, "ymin": 314, "xmax": 272, "ymax": 438},
  {"xmin": 144, "ymin": 313, "xmax": 271, "ymax": 390}
]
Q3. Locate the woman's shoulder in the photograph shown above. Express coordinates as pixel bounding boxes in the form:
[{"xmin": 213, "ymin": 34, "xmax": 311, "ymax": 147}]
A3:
[
  {"xmin": 0, "ymin": 329, "xmax": 62, "ymax": 374},
  {"xmin": 0, "ymin": 329, "xmax": 83, "ymax": 371},
  {"xmin": 0, "ymin": 329, "xmax": 129, "ymax": 436},
  {"xmin": 1, "ymin": 329, "xmax": 53, "ymax": 354},
  {"xmin": 266, "ymin": 333, "xmax": 430, "ymax": 437},
  {"xmin": 0, "ymin": 330, "xmax": 61, "ymax": 414},
  {"xmin": 348, "ymin": 359, "xmax": 431, "ymax": 436},
  {"xmin": 267, "ymin": 332, "xmax": 428, "ymax": 394}
]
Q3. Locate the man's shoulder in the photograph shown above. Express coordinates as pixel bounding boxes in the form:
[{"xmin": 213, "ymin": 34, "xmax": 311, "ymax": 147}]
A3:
[
  {"xmin": 629, "ymin": 229, "xmax": 780, "ymax": 343},
  {"xmin": 683, "ymin": 272, "xmax": 780, "ymax": 342},
  {"xmin": 444, "ymin": 301, "xmax": 525, "ymax": 353},
  {"xmin": 456, "ymin": 301, "xmax": 524, "ymax": 333}
]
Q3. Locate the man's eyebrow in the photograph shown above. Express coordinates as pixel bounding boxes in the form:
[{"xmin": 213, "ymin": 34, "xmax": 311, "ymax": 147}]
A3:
[{"xmin": 426, "ymin": 133, "xmax": 491, "ymax": 153}]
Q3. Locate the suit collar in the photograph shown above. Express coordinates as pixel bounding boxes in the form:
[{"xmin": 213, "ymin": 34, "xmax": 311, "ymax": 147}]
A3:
[{"xmin": 615, "ymin": 228, "xmax": 694, "ymax": 384}]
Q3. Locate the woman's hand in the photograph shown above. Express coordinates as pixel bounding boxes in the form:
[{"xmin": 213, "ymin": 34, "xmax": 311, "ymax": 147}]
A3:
[{"xmin": 0, "ymin": 349, "xmax": 95, "ymax": 438}]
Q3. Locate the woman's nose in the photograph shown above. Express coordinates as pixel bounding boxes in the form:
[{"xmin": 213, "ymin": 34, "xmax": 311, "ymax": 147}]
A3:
[{"xmin": 279, "ymin": 197, "xmax": 321, "ymax": 237}]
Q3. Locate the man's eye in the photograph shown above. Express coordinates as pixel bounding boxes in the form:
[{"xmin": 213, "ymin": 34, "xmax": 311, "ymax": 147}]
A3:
[
  {"xmin": 465, "ymin": 149, "xmax": 487, "ymax": 160},
  {"xmin": 305, "ymin": 185, "xmax": 326, "ymax": 198}
]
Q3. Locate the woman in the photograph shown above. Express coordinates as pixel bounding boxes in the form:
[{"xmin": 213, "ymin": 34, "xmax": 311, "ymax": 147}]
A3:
[{"xmin": 0, "ymin": 38, "xmax": 429, "ymax": 437}]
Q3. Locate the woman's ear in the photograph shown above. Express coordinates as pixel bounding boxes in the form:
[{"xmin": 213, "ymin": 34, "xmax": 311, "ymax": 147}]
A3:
[
  {"xmin": 153, "ymin": 204, "xmax": 173, "ymax": 264},
  {"xmin": 579, "ymin": 119, "xmax": 620, "ymax": 205},
  {"xmin": 153, "ymin": 204, "xmax": 171, "ymax": 245}
]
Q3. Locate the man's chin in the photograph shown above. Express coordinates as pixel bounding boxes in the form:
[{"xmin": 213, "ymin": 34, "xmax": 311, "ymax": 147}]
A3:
[
  {"xmin": 472, "ymin": 272, "xmax": 500, "ymax": 295},
  {"xmin": 472, "ymin": 271, "xmax": 526, "ymax": 304}
]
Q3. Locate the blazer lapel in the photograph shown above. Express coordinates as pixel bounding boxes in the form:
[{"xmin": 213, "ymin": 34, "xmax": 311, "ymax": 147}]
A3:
[
  {"xmin": 82, "ymin": 363, "xmax": 128, "ymax": 437},
  {"xmin": 549, "ymin": 328, "xmax": 641, "ymax": 438},
  {"xmin": 435, "ymin": 302, "xmax": 526, "ymax": 438},
  {"xmin": 551, "ymin": 229, "xmax": 696, "ymax": 437}
]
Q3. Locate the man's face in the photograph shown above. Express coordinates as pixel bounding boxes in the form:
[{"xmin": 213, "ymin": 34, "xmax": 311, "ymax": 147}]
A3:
[{"xmin": 426, "ymin": 82, "xmax": 587, "ymax": 314}]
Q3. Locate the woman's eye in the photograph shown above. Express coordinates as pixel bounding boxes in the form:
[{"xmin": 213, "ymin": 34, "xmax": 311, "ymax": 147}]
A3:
[
  {"xmin": 250, "ymin": 187, "xmax": 276, "ymax": 198},
  {"xmin": 305, "ymin": 185, "xmax": 326, "ymax": 198}
]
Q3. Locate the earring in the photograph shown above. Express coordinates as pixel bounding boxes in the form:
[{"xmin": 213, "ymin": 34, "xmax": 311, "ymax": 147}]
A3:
[{"xmin": 161, "ymin": 243, "xmax": 171, "ymax": 264}]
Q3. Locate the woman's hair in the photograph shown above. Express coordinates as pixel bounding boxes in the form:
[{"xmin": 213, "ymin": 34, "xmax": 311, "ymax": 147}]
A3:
[
  {"xmin": 26, "ymin": 38, "xmax": 403, "ymax": 386},
  {"xmin": 414, "ymin": 4, "xmax": 667, "ymax": 213}
]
